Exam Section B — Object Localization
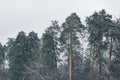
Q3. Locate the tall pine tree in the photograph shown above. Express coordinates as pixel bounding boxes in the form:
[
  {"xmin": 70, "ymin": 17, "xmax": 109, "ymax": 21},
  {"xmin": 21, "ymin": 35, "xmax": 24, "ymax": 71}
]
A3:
[
  {"xmin": 86, "ymin": 9, "xmax": 112, "ymax": 80},
  {"xmin": 60, "ymin": 13, "xmax": 84, "ymax": 80}
]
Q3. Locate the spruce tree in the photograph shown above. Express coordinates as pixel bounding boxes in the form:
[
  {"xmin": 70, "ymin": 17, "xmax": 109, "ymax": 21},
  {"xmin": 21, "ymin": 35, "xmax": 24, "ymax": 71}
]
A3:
[
  {"xmin": 41, "ymin": 20, "xmax": 60, "ymax": 80},
  {"xmin": 8, "ymin": 31, "xmax": 27, "ymax": 80},
  {"xmin": 0, "ymin": 43, "xmax": 5, "ymax": 71},
  {"xmin": 0, "ymin": 43, "xmax": 5, "ymax": 80},
  {"xmin": 24, "ymin": 31, "xmax": 41, "ymax": 80}
]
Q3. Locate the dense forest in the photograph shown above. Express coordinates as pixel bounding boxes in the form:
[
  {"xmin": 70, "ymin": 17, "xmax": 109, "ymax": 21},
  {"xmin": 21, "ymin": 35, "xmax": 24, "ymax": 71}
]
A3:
[{"xmin": 0, "ymin": 9, "xmax": 120, "ymax": 80}]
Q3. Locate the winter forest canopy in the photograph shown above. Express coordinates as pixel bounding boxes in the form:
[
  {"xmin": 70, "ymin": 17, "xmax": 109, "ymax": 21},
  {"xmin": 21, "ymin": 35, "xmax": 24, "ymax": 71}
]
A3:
[{"xmin": 0, "ymin": 9, "xmax": 120, "ymax": 80}]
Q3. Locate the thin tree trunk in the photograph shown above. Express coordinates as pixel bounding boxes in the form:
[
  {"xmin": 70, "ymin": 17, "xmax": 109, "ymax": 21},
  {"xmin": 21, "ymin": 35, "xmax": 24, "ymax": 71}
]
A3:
[
  {"xmin": 106, "ymin": 38, "xmax": 113, "ymax": 80},
  {"xmin": 98, "ymin": 60, "xmax": 102, "ymax": 80},
  {"xmin": 98, "ymin": 49, "xmax": 102, "ymax": 80},
  {"xmin": 69, "ymin": 51, "xmax": 72, "ymax": 80},
  {"xmin": 89, "ymin": 46, "xmax": 93, "ymax": 80},
  {"xmin": 109, "ymin": 38, "xmax": 113, "ymax": 67},
  {"xmin": 68, "ymin": 27, "xmax": 72, "ymax": 80}
]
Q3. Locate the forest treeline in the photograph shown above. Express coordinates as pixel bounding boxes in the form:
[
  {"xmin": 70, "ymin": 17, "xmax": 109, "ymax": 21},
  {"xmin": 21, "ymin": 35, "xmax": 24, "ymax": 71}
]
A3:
[{"xmin": 0, "ymin": 9, "xmax": 120, "ymax": 80}]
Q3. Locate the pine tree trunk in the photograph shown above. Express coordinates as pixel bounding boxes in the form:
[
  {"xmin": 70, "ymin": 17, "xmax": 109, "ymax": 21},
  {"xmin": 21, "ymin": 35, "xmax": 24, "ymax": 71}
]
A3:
[
  {"xmin": 68, "ymin": 27, "xmax": 72, "ymax": 80},
  {"xmin": 69, "ymin": 51, "xmax": 72, "ymax": 80}
]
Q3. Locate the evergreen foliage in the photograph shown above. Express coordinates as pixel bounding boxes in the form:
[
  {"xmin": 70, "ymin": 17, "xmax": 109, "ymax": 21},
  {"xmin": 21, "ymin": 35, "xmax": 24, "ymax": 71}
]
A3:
[{"xmin": 0, "ymin": 9, "xmax": 120, "ymax": 80}]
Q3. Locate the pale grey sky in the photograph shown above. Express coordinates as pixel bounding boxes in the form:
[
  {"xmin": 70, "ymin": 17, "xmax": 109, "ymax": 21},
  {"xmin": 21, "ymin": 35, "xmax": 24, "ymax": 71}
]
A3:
[{"xmin": 0, "ymin": 0, "xmax": 120, "ymax": 44}]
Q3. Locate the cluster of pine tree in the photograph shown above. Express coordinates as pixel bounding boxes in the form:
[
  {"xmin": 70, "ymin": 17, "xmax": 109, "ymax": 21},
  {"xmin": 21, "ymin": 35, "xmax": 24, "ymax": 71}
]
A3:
[{"xmin": 0, "ymin": 9, "xmax": 120, "ymax": 80}]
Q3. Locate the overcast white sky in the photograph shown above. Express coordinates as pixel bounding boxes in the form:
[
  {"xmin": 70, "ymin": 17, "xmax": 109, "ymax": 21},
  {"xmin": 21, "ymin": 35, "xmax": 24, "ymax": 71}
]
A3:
[{"xmin": 0, "ymin": 0, "xmax": 120, "ymax": 44}]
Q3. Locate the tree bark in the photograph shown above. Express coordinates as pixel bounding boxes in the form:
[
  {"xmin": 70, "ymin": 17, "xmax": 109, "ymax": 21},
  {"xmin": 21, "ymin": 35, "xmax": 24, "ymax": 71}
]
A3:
[
  {"xmin": 109, "ymin": 38, "xmax": 113, "ymax": 67},
  {"xmin": 98, "ymin": 49, "xmax": 102, "ymax": 80},
  {"xmin": 68, "ymin": 27, "xmax": 72, "ymax": 80}
]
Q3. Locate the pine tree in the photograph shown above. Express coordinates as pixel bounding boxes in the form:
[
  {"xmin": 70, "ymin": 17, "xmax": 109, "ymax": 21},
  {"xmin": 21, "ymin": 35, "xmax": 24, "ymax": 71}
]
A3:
[
  {"xmin": 110, "ymin": 19, "xmax": 120, "ymax": 80},
  {"xmin": 86, "ymin": 9, "xmax": 112, "ymax": 80},
  {"xmin": 60, "ymin": 13, "xmax": 84, "ymax": 80}
]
